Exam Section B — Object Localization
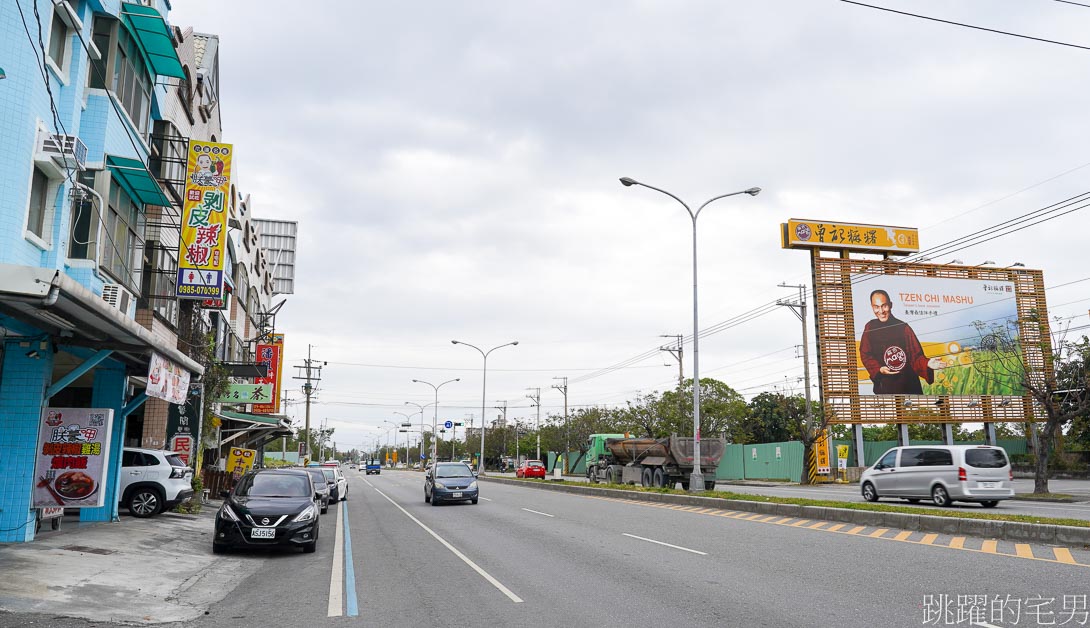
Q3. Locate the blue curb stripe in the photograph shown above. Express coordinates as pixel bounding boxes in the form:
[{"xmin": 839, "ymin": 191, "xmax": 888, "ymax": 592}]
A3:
[{"xmin": 342, "ymin": 500, "xmax": 359, "ymax": 616}]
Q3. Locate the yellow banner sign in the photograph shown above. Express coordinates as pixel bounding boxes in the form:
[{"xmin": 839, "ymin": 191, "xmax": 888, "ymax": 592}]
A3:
[
  {"xmin": 782, "ymin": 219, "xmax": 919, "ymax": 254},
  {"xmin": 226, "ymin": 447, "xmax": 257, "ymax": 476},
  {"xmin": 815, "ymin": 429, "xmax": 831, "ymax": 475},
  {"xmin": 177, "ymin": 141, "xmax": 233, "ymax": 300}
]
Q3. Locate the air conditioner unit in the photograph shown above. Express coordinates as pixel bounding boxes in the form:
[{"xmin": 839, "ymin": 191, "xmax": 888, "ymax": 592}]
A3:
[
  {"xmin": 102, "ymin": 284, "xmax": 135, "ymax": 313},
  {"xmin": 39, "ymin": 132, "xmax": 88, "ymax": 171}
]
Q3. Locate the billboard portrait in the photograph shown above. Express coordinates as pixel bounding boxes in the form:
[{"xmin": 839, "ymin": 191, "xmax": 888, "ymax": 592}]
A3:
[{"xmin": 851, "ymin": 274, "xmax": 1023, "ymax": 396}]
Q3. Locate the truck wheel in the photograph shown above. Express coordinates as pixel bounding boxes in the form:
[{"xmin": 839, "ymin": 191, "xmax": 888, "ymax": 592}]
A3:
[
  {"xmin": 641, "ymin": 468, "xmax": 653, "ymax": 487},
  {"xmin": 704, "ymin": 480, "xmax": 716, "ymax": 491},
  {"xmin": 652, "ymin": 468, "xmax": 665, "ymax": 488},
  {"xmin": 680, "ymin": 481, "xmax": 690, "ymax": 491},
  {"xmin": 588, "ymin": 468, "xmax": 598, "ymax": 484}
]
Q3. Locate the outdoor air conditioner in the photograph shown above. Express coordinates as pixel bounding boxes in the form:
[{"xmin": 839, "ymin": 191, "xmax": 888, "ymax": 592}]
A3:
[
  {"xmin": 102, "ymin": 284, "xmax": 135, "ymax": 314},
  {"xmin": 38, "ymin": 132, "xmax": 88, "ymax": 172}
]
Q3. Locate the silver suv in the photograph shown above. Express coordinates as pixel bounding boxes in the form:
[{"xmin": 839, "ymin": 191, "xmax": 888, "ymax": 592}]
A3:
[
  {"xmin": 860, "ymin": 445, "xmax": 1013, "ymax": 508},
  {"xmin": 119, "ymin": 448, "xmax": 194, "ymax": 517}
]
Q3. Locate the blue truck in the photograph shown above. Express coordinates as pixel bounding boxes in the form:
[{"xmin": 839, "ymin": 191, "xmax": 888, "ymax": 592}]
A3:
[{"xmin": 365, "ymin": 459, "xmax": 382, "ymax": 475}]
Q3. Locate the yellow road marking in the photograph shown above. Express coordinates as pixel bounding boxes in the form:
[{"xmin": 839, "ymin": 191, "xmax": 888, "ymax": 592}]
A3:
[
  {"xmin": 757, "ymin": 515, "xmax": 779, "ymax": 523},
  {"xmin": 920, "ymin": 534, "xmax": 938, "ymax": 545},
  {"xmin": 826, "ymin": 524, "xmax": 845, "ymax": 532},
  {"xmin": 950, "ymin": 537, "xmax": 965, "ymax": 549},
  {"xmin": 791, "ymin": 519, "xmax": 811, "ymax": 527},
  {"xmin": 1015, "ymin": 544, "xmax": 1034, "ymax": 559},
  {"xmin": 869, "ymin": 528, "xmax": 890, "ymax": 538},
  {"xmin": 1055, "ymin": 548, "xmax": 1077, "ymax": 564},
  {"xmin": 846, "ymin": 526, "xmax": 866, "ymax": 535},
  {"xmin": 808, "ymin": 522, "xmax": 828, "ymax": 530},
  {"xmin": 981, "ymin": 540, "xmax": 998, "ymax": 554},
  {"xmin": 774, "ymin": 517, "xmax": 795, "ymax": 525},
  {"xmin": 893, "ymin": 531, "xmax": 912, "ymax": 541}
]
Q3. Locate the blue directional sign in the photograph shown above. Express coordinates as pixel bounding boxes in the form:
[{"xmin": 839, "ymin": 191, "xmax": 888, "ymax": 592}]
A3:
[{"xmin": 444, "ymin": 420, "xmax": 453, "ymax": 429}]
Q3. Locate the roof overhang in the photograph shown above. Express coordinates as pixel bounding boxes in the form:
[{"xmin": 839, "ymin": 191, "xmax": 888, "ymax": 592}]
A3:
[
  {"xmin": 0, "ymin": 264, "xmax": 203, "ymax": 377},
  {"xmin": 106, "ymin": 155, "xmax": 172, "ymax": 206},
  {"xmin": 119, "ymin": 2, "xmax": 186, "ymax": 80},
  {"xmin": 215, "ymin": 410, "xmax": 293, "ymax": 446}
]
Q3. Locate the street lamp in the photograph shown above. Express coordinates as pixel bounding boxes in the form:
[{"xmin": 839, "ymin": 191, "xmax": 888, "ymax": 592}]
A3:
[
  {"xmin": 412, "ymin": 378, "xmax": 460, "ymax": 465},
  {"xmin": 405, "ymin": 401, "xmax": 435, "ymax": 470},
  {"xmin": 452, "ymin": 340, "xmax": 519, "ymax": 475},
  {"xmin": 620, "ymin": 176, "xmax": 760, "ymax": 492}
]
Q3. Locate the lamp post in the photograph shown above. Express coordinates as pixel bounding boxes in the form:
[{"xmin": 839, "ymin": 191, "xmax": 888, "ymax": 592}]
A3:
[
  {"xmin": 412, "ymin": 378, "xmax": 460, "ymax": 466},
  {"xmin": 452, "ymin": 340, "xmax": 519, "ymax": 475},
  {"xmin": 405, "ymin": 401, "xmax": 435, "ymax": 470},
  {"xmin": 620, "ymin": 177, "xmax": 760, "ymax": 492},
  {"xmin": 383, "ymin": 420, "xmax": 398, "ymax": 467}
]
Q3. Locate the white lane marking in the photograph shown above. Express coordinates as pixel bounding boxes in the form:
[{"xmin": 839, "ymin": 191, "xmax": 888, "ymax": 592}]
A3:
[
  {"xmin": 371, "ymin": 486, "xmax": 523, "ymax": 603},
  {"xmin": 971, "ymin": 621, "xmax": 1002, "ymax": 628},
  {"xmin": 622, "ymin": 533, "xmax": 707, "ymax": 556},
  {"xmin": 521, "ymin": 508, "xmax": 554, "ymax": 518},
  {"xmin": 480, "ymin": 497, "xmax": 493, "ymax": 502},
  {"xmin": 328, "ymin": 503, "xmax": 345, "ymax": 617}
]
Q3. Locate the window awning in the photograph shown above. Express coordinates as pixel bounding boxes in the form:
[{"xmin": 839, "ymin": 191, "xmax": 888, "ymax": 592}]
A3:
[
  {"xmin": 119, "ymin": 2, "xmax": 186, "ymax": 80},
  {"xmin": 106, "ymin": 155, "xmax": 172, "ymax": 207},
  {"xmin": 215, "ymin": 410, "xmax": 293, "ymax": 447}
]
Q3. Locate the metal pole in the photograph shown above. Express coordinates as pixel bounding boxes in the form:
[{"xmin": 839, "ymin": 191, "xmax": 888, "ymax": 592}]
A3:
[
  {"xmin": 527, "ymin": 387, "xmax": 541, "ymax": 461},
  {"xmin": 452, "ymin": 340, "xmax": 518, "ymax": 475},
  {"xmin": 619, "ymin": 177, "xmax": 760, "ymax": 493}
]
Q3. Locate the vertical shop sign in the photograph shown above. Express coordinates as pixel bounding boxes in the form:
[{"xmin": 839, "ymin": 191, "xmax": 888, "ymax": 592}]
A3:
[
  {"xmin": 147, "ymin": 352, "xmax": 190, "ymax": 405},
  {"xmin": 167, "ymin": 385, "xmax": 202, "ymax": 465},
  {"xmin": 252, "ymin": 334, "xmax": 284, "ymax": 414},
  {"xmin": 33, "ymin": 408, "xmax": 114, "ymax": 508},
  {"xmin": 177, "ymin": 141, "xmax": 233, "ymax": 300}
]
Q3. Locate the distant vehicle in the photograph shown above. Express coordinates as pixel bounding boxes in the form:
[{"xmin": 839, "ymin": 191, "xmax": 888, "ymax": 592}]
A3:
[
  {"xmin": 365, "ymin": 460, "xmax": 382, "ymax": 475},
  {"xmin": 860, "ymin": 445, "xmax": 1014, "ymax": 508},
  {"xmin": 424, "ymin": 462, "xmax": 479, "ymax": 505},
  {"xmin": 584, "ymin": 433, "xmax": 726, "ymax": 491},
  {"xmin": 213, "ymin": 468, "xmax": 320, "ymax": 554},
  {"xmin": 515, "ymin": 460, "xmax": 546, "ymax": 479},
  {"xmin": 301, "ymin": 467, "xmax": 332, "ymax": 514},
  {"xmin": 119, "ymin": 447, "xmax": 194, "ymax": 518},
  {"xmin": 348, "ymin": 464, "xmax": 356, "ymax": 470}
]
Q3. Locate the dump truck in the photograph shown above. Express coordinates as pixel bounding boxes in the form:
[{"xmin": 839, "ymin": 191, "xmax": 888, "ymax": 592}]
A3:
[{"xmin": 584, "ymin": 433, "xmax": 726, "ymax": 491}]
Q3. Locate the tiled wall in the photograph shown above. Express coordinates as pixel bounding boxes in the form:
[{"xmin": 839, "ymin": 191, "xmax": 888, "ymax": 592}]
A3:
[{"xmin": 0, "ymin": 341, "xmax": 53, "ymax": 542}]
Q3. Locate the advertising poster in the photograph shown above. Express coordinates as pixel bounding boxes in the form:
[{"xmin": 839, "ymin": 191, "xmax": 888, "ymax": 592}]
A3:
[
  {"xmin": 177, "ymin": 140, "xmax": 233, "ymax": 300},
  {"xmin": 33, "ymin": 408, "xmax": 114, "ymax": 508},
  {"xmin": 252, "ymin": 334, "xmax": 284, "ymax": 414},
  {"xmin": 215, "ymin": 383, "xmax": 273, "ymax": 404},
  {"xmin": 851, "ymin": 274, "xmax": 1023, "ymax": 396},
  {"xmin": 167, "ymin": 384, "xmax": 202, "ymax": 465},
  {"xmin": 226, "ymin": 448, "xmax": 257, "ymax": 480},
  {"xmin": 147, "ymin": 352, "xmax": 190, "ymax": 405},
  {"xmin": 782, "ymin": 219, "xmax": 919, "ymax": 254}
]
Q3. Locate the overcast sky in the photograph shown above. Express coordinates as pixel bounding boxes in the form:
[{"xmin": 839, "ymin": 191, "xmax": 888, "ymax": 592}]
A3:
[{"xmin": 168, "ymin": 0, "xmax": 1090, "ymax": 455}]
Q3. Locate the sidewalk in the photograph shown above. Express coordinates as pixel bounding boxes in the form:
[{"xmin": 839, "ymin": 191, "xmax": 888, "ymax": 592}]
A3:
[{"xmin": 0, "ymin": 503, "xmax": 259, "ymax": 625}]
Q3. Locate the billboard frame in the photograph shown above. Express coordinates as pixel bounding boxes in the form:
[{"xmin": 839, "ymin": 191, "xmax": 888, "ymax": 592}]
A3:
[{"xmin": 811, "ymin": 251, "xmax": 1052, "ymax": 424}]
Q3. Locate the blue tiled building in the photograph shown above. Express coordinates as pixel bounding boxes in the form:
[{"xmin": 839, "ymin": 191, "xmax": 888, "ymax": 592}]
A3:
[{"xmin": 0, "ymin": 0, "xmax": 205, "ymax": 542}]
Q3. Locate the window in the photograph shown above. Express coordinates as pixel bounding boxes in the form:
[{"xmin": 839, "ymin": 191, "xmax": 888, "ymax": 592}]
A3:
[
  {"xmin": 878, "ymin": 450, "xmax": 897, "ymax": 468},
  {"xmin": 142, "ymin": 243, "xmax": 179, "ymax": 326},
  {"xmin": 89, "ymin": 17, "xmax": 113, "ymax": 90},
  {"xmin": 48, "ymin": 9, "xmax": 69, "ymax": 69},
  {"xmin": 104, "ymin": 178, "xmax": 146, "ymax": 293},
  {"xmin": 88, "ymin": 16, "xmax": 153, "ymax": 136},
  {"xmin": 919, "ymin": 449, "xmax": 953, "ymax": 466},
  {"xmin": 965, "ymin": 448, "xmax": 1008, "ymax": 469},
  {"xmin": 27, "ymin": 167, "xmax": 51, "ymax": 239},
  {"xmin": 69, "ymin": 170, "xmax": 101, "ymax": 261}
]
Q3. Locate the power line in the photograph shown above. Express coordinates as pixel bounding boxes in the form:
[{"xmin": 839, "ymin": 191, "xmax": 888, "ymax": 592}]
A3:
[{"xmin": 840, "ymin": 0, "xmax": 1090, "ymax": 51}]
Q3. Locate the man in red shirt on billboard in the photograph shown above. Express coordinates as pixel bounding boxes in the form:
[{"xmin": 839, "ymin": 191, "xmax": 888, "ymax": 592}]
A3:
[{"xmin": 859, "ymin": 289, "xmax": 946, "ymax": 394}]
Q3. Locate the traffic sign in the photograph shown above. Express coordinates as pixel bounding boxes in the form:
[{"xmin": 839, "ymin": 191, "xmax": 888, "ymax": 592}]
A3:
[{"xmin": 444, "ymin": 420, "xmax": 453, "ymax": 429}]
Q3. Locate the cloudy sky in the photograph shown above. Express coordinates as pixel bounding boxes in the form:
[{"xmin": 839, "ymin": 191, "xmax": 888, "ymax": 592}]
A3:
[{"xmin": 168, "ymin": 0, "xmax": 1090, "ymax": 455}]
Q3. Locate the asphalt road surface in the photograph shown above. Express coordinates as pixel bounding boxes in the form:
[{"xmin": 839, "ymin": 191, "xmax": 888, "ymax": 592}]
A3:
[{"xmin": 71, "ymin": 470, "xmax": 1087, "ymax": 628}]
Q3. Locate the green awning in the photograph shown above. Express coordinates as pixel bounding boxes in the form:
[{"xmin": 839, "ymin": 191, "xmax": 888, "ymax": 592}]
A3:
[
  {"xmin": 216, "ymin": 410, "xmax": 289, "ymax": 427},
  {"xmin": 105, "ymin": 155, "xmax": 172, "ymax": 207},
  {"xmin": 119, "ymin": 3, "xmax": 186, "ymax": 79}
]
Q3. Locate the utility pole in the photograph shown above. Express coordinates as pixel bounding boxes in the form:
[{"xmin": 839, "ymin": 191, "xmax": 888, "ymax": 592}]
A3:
[
  {"xmin": 292, "ymin": 344, "xmax": 325, "ymax": 465},
  {"xmin": 494, "ymin": 400, "xmax": 508, "ymax": 458},
  {"xmin": 660, "ymin": 333, "xmax": 684, "ymax": 419},
  {"xmin": 777, "ymin": 283, "xmax": 814, "ymax": 431},
  {"xmin": 552, "ymin": 377, "xmax": 568, "ymax": 473},
  {"xmin": 526, "ymin": 387, "xmax": 541, "ymax": 460}
]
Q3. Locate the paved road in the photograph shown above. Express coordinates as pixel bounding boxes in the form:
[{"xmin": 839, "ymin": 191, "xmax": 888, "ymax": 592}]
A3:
[{"xmin": 4, "ymin": 470, "xmax": 1087, "ymax": 628}]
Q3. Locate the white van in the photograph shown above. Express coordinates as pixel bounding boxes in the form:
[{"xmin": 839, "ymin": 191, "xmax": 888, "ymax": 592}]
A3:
[{"xmin": 860, "ymin": 445, "xmax": 1014, "ymax": 508}]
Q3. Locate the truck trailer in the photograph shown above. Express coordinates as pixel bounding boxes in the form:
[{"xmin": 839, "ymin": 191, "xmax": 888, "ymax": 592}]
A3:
[{"xmin": 584, "ymin": 433, "xmax": 726, "ymax": 491}]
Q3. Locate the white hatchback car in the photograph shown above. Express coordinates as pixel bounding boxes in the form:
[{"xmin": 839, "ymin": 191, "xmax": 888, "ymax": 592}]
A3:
[
  {"xmin": 860, "ymin": 445, "xmax": 1014, "ymax": 508},
  {"xmin": 119, "ymin": 448, "xmax": 194, "ymax": 517}
]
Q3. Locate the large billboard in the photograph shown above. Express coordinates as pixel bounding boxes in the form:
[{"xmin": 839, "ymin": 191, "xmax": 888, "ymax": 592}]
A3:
[
  {"xmin": 177, "ymin": 141, "xmax": 233, "ymax": 300},
  {"xmin": 851, "ymin": 274, "xmax": 1023, "ymax": 396},
  {"xmin": 252, "ymin": 334, "xmax": 284, "ymax": 414}
]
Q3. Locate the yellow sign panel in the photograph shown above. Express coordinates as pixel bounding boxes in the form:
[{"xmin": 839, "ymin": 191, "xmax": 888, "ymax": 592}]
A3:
[
  {"xmin": 814, "ymin": 429, "xmax": 831, "ymax": 474},
  {"xmin": 226, "ymin": 447, "xmax": 257, "ymax": 475},
  {"xmin": 177, "ymin": 141, "xmax": 233, "ymax": 300},
  {"xmin": 837, "ymin": 444, "xmax": 850, "ymax": 460},
  {"xmin": 781, "ymin": 219, "xmax": 919, "ymax": 254}
]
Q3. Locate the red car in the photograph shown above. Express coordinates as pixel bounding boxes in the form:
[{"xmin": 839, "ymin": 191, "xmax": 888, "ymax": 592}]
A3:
[{"xmin": 516, "ymin": 460, "xmax": 547, "ymax": 479}]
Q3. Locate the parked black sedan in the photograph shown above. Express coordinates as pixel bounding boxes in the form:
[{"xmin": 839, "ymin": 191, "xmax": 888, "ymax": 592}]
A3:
[
  {"xmin": 213, "ymin": 469, "xmax": 320, "ymax": 554},
  {"xmin": 302, "ymin": 467, "xmax": 332, "ymax": 514}
]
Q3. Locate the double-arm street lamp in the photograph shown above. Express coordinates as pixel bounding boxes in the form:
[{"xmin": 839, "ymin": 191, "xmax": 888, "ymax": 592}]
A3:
[
  {"xmin": 405, "ymin": 401, "xmax": 436, "ymax": 470},
  {"xmin": 412, "ymin": 378, "xmax": 460, "ymax": 465},
  {"xmin": 452, "ymin": 340, "xmax": 519, "ymax": 475},
  {"xmin": 620, "ymin": 177, "xmax": 760, "ymax": 492}
]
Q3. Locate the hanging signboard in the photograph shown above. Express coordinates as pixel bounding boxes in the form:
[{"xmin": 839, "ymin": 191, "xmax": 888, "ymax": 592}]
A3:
[
  {"xmin": 226, "ymin": 447, "xmax": 257, "ymax": 479},
  {"xmin": 167, "ymin": 384, "xmax": 201, "ymax": 465},
  {"xmin": 815, "ymin": 429, "xmax": 831, "ymax": 475},
  {"xmin": 781, "ymin": 219, "xmax": 919, "ymax": 255},
  {"xmin": 177, "ymin": 140, "xmax": 233, "ymax": 300},
  {"xmin": 147, "ymin": 352, "xmax": 190, "ymax": 405},
  {"xmin": 33, "ymin": 408, "xmax": 114, "ymax": 508},
  {"xmin": 252, "ymin": 334, "xmax": 284, "ymax": 414},
  {"xmin": 215, "ymin": 383, "xmax": 273, "ymax": 404}
]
